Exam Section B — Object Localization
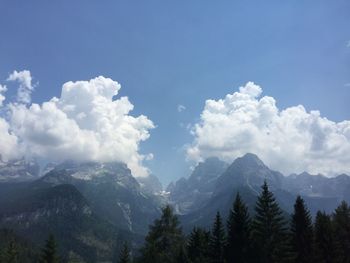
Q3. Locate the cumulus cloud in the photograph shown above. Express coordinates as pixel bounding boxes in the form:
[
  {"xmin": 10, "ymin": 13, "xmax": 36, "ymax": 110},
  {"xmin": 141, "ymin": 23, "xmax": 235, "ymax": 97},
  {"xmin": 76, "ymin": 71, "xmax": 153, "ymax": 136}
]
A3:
[
  {"xmin": 187, "ymin": 82, "xmax": 350, "ymax": 176},
  {"xmin": 177, "ymin": 104, "xmax": 186, "ymax": 112},
  {"xmin": 0, "ymin": 85, "xmax": 7, "ymax": 106},
  {"xmin": 0, "ymin": 118, "xmax": 19, "ymax": 161},
  {"xmin": 7, "ymin": 70, "xmax": 34, "ymax": 104},
  {"xmin": 0, "ymin": 72, "xmax": 154, "ymax": 177}
]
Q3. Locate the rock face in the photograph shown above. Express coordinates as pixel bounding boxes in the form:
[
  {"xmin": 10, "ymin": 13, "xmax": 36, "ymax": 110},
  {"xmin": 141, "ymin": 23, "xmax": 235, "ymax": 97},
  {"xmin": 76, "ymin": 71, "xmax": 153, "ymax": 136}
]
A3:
[
  {"xmin": 0, "ymin": 158, "xmax": 40, "ymax": 182},
  {"xmin": 39, "ymin": 161, "xmax": 163, "ymax": 235},
  {"xmin": 168, "ymin": 157, "xmax": 228, "ymax": 214},
  {"xmin": 136, "ymin": 174, "xmax": 163, "ymax": 194},
  {"xmin": 214, "ymin": 153, "xmax": 284, "ymax": 195},
  {"xmin": 282, "ymin": 172, "xmax": 350, "ymax": 202}
]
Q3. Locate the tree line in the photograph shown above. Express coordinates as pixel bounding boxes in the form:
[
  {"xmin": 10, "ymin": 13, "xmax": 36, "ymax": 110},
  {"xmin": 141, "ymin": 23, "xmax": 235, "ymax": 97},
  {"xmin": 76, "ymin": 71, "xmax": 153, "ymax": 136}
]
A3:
[
  {"xmin": 1, "ymin": 181, "xmax": 349, "ymax": 263},
  {"xmin": 123, "ymin": 181, "xmax": 350, "ymax": 263},
  {"xmin": 0, "ymin": 233, "xmax": 59, "ymax": 263}
]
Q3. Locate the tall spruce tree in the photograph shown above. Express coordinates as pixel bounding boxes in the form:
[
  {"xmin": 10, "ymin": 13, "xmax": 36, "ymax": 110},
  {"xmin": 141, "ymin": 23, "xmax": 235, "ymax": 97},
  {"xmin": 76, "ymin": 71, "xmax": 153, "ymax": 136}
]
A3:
[
  {"xmin": 251, "ymin": 182, "xmax": 290, "ymax": 263},
  {"xmin": 209, "ymin": 212, "xmax": 226, "ymax": 263},
  {"xmin": 2, "ymin": 240, "xmax": 19, "ymax": 263},
  {"xmin": 290, "ymin": 196, "xmax": 313, "ymax": 263},
  {"xmin": 118, "ymin": 242, "xmax": 132, "ymax": 263},
  {"xmin": 139, "ymin": 205, "xmax": 184, "ymax": 263},
  {"xmin": 314, "ymin": 211, "xmax": 335, "ymax": 263},
  {"xmin": 332, "ymin": 201, "xmax": 350, "ymax": 263},
  {"xmin": 39, "ymin": 234, "xmax": 59, "ymax": 263},
  {"xmin": 226, "ymin": 192, "xmax": 251, "ymax": 263},
  {"xmin": 187, "ymin": 227, "xmax": 210, "ymax": 263},
  {"xmin": 176, "ymin": 245, "xmax": 189, "ymax": 263}
]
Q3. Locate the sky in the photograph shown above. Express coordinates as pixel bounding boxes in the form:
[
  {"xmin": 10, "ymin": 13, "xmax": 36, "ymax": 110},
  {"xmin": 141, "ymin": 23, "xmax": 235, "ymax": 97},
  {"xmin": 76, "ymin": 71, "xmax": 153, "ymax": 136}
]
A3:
[{"xmin": 0, "ymin": 1, "xmax": 349, "ymax": 185}]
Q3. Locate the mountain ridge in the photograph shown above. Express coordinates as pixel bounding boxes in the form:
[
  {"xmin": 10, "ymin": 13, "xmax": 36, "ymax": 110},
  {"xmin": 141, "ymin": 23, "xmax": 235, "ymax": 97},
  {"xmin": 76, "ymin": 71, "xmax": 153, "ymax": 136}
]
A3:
[
  {"xmin": 169, "ymin": 153, "xmax": 350, "ymax": 230},
  {"xmin": 0, "ymin": 153, "xmax": 349, "ymax": 260}
]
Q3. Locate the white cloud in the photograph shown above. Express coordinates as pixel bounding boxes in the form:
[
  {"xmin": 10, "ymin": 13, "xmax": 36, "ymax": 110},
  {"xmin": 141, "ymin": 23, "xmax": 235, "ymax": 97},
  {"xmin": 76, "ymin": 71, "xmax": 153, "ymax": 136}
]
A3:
[
  {"xmin": 144, "ymin": 153, "xmax": 154, "ymax": 161},
  {"xmin": 7, "ymin": 70, "xmax": 34, "ymax": 104},
  {"xmin": 0, "ymin": 85, "xmax": 7, "ymax": 107},
  {"xmin": 347, "ymin": 40, "xmax": 350, "ymax": 48},
  {"xmin": 177, "ymin": 104, "xmax": 186, "ymax": 112},
  {"xmin": 0, "ymin": 73, "xmax": 154, "ymax": 177},
  {"xmin": 0, "ymin": 118, "xmax": 19, "ymax": 161},
  {"xmin": 187, "ymin": 82, "xmax": 350, "ymax": 176}
]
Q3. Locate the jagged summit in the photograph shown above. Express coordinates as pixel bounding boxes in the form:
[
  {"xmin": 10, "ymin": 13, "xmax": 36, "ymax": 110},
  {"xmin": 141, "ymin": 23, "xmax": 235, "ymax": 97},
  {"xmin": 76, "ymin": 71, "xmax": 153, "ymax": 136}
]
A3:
[
  {"xmin": 189, "ymin": 157, "xmax": 228, "ymax": 182},
  {"xmin": 47, "ymin": 160, "xmax": 134, "ymax": 183},
  {"xmin": 214, "ymin": 153, "xmax": 284, "ymax": 196},
  {"xmin": 168, "ymin": 157, "xmax": 228, "ymax": 214},
  {"xmin": 231, "ymin": 153, "xmax": 266, "ymax": 169}
]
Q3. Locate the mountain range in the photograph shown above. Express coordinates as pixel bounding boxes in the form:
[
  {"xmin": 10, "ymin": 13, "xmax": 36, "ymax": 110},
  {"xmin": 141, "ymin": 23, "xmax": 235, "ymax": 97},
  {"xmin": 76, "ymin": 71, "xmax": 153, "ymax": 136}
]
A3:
[
  {"xmin": 0, "ymin": 158, "xmax": 40, "ymax": 182},
  {"xmin": 168, "ymin": 153, "xmax": 350, "ymax": 229},
  {"xmin": 0, "ymin": 154, "xmax": 349, "ymax": 261},
  {"xmin": 0, "ymin": 160, "xmax": 164, "ymax": 262}
]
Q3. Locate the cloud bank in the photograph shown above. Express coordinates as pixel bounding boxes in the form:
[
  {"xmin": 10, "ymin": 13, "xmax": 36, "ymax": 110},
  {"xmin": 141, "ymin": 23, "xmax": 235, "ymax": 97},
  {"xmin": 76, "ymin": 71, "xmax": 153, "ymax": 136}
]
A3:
[
  {"xmin": 0, "ymin": 71, "xmax": 154, "ymax": 177},
  {"xmin": 187, "ymin": 82, "xmax": 350, "ymax": 176}
]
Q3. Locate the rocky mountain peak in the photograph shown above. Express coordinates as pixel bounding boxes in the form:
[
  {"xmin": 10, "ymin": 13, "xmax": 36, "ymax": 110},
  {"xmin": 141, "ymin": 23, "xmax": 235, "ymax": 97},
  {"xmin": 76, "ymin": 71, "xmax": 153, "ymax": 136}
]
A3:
[
  {"xmin": 232, "ymin": 153, "xmax": 266, "ymax": 170},
  {"xmin": 214, "ymin": 153, "xmax": 283, "ymax": 196}
]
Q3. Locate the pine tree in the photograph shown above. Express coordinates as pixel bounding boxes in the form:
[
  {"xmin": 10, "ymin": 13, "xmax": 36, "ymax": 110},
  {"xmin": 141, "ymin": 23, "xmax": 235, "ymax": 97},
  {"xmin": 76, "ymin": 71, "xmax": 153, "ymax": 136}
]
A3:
[
  {"xmin": 290, "ymin": 196, "xmax": 313, "ymax": 263},
  {"xmin": 118, "ymin": 242, "xmax": 132, "ymax": 263},
  {"xmin": 209, "ymin": 212, "xmax": 226, "ymax": 263},
  {"xmin": 39, "ymin": 234, "xmax": 59, "ymax": 263},
  {"xmin": 139, "ymin": 205, "xmax": 184, "ymax": 263},
  {"xmin": 176, "ymin": 245, "xmax": 189, "ymax": 263},
  {"xmin": 187, "ymin": 227, "xmax": 210, "ymax": 263},
  {"xmin": 226, "ymin": 192, "xmax": 251, "ymax": 263},
  {"xmin": 2, "ymin": 240, "xmax": 19, "ymax": 263},
  {"xmin": 332, "ymin": 201, "xmax": 350, "ymax": 263},
  {"xmin": 251, "ymin": 181, "xmax": 290, "ymax": 263},
  {"xmin": 314, "ymin": 211, "xmax": 335, "ymax": 263}
]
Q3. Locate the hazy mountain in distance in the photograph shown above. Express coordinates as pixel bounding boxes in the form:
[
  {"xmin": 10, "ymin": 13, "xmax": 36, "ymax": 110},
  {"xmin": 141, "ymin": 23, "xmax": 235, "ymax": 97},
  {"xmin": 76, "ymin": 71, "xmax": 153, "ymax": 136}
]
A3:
[
  {"xmin": 282, "ymin": 172, "xmax": 350, "ymax": 203},
  {"xmin": 178, "ymin": 153, "xmax": 275, "ymax": 229},
  {"xmin": 214, "ymin": 153, "xmax": 284, "ymax": 195},
  {"xmin": 38, "ymin": 161, "xmax": 163, "ymax": 235},
  {"xmin": 177, "ymin": 153, "xmax": 349, "ymax": 230},
  {"xmin": 168, "ymin": 157, "xmax": 228, "ymax": 214},
  {"xmin": 136, "ymin": 174, "xmax": 163, "ymax": 194},
  {"xmin": 0, "ymin": 158, "xmax": 40, "ymax": 182}
]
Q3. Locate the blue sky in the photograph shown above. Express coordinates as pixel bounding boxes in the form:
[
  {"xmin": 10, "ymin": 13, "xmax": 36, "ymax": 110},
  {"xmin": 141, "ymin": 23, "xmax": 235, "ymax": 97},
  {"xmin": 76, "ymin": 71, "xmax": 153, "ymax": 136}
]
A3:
[{"xmin": 0, "ymin": 1, "xmax": 349, "ymax": 185}]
